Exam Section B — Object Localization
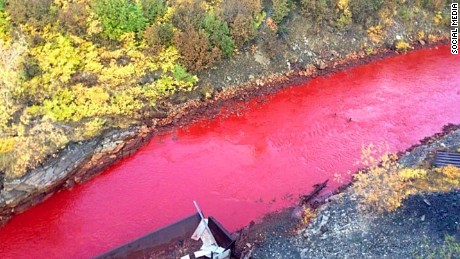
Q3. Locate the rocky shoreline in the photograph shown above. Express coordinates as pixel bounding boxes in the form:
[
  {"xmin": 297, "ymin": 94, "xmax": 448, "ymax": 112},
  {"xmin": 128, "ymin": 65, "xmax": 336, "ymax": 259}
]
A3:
[{"xmin": 234, "ymin": 124, "xmax": 460, "ymax": 259}]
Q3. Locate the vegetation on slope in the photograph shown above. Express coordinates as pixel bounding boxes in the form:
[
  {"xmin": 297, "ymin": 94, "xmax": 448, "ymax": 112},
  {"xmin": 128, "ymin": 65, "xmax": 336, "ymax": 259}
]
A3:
[
  {"xmin": 0, "ymin": 0, "xmax": 452, "ymax": 178},
  {"xmin": 352, "ymin": 144, "xmax": 460, "ymax": 213}
]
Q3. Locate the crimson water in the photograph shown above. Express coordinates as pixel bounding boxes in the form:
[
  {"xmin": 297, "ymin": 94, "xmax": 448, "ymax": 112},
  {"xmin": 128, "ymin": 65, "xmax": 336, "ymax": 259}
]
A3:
[{"xmin": 0, "ymin": 46, "xmax": 459, "ymax": 258}]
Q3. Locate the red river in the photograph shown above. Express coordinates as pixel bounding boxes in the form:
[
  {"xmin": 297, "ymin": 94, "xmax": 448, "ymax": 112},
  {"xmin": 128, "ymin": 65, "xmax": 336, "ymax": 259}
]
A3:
[{"xmin": 0, "ymin": 46, "xmax": 459, "ymax": 258}]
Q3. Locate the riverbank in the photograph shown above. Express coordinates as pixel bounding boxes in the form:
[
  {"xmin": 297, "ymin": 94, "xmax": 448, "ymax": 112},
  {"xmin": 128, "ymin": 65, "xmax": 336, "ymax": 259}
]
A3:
[{"xmin": 235, "ymin": 124, "xmax": 460, "ymax": 258}]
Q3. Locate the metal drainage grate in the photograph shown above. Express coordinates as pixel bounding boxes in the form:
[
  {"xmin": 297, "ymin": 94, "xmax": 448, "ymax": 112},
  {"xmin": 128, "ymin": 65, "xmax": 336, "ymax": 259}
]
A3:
[{"xmin": 434, "ymin": 150, "xmax": 460, "ymax": 167}]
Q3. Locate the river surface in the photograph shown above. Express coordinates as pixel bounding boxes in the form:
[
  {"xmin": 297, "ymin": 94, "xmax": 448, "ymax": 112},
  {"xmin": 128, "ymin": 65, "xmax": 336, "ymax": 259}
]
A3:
[{"xmin": 0, "ymin": 46, "xmax": 459, "ymax": 258}]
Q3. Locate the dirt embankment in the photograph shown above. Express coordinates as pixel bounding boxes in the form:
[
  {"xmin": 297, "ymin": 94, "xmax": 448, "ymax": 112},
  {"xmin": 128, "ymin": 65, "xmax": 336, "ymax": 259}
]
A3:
[
  {"xmin": 0, "ymin": 9, "xmax": 451, "ymax": 225},
  {"xmin": 233, "ymin": 124, "xmax": 460, "ymax": 259}
]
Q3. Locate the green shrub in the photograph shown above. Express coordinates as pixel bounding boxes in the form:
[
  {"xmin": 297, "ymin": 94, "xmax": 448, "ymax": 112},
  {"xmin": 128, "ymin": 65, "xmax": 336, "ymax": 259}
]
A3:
[
  {"xmin": 6, "ymin": 0, "xmax": 54, "ymax": 28},
  {"xmin": 202, "ymin": 13, "xmax": 235, "ymax": 57},
  {"xmin": 173, "ymin": 64, "xmax": 198, "ymax": 85},
  {"xmin": 92, "ymin": 0, "xmax": 146, "ymax": 40},
  {"xmin": 141, "ymin": 0, "xmax": 166, "ymax": 23},
  {"xmin": 272, "ymin": 0, "xmax": 290, "ymax": 24}
]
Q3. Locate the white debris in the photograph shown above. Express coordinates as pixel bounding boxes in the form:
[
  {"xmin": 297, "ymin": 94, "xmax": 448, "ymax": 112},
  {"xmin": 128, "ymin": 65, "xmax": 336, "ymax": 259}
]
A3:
[{"xmin": 189, "ymin": 201, "xmax": 231, "ymax": 259}]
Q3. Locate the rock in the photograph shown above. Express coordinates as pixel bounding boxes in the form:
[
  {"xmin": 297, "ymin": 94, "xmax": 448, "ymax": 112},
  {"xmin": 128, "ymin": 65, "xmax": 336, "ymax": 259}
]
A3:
[
  {"xmin": 329, "ymin": 50, "xmax": 339, "ymax": 58},
  {"xmin": 423, "ymin": 198, "xmax": 431, "ymax": 206},
  {"xmin": 256, "ymin": 79, "xmax": 264, "ymax": 86},
  {"xmin": 254, "ymin": 51, "xmax": 271, "ymax": 67},
  {"xmin": 319, "ymin": 214, "xmax": 330, "ymax": 226},
  {"xmin": 291, "ymin": 206, "xmax": 304, "ymax": 221},
  {"xmin": 320, "ymin": 225, "xmax": 329, "ymax": 233},
  {"xmin": 0, "ymin": 127, "xmax": 150, "ymax": 221},
  {"xmin": 3, "ymin": 190, "xmax": 28, "ymax": 206},
  {"xmin": 315, "ymin": 59, "xmax": 327, "ymax": 70}
]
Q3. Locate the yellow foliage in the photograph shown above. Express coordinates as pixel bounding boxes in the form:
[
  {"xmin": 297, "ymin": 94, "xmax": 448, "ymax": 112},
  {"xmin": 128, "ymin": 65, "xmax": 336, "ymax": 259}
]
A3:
[
  {"xmin": 367, "ymin": 25, "xmax": 383, "ymax": 44},
  {"xmin": 302, "ymin": 207, "xmax": 317, "ymax": 225},
  {"xmin": 428, "ymin": 34, "xmax": 438, "ymax": 42},
  {"xmin": 81, "ymin": 118, "xmax": 106, "ymax": 139},
  {"xmin": 398, "ymin": 168, "xmax": 427, "ymax": 181},
  {"xmin": 433, "ymin": 11, "xmax": 443, "ymax": 25},
  {"xmin": 335, "ymin": 0, "xmax": 352, "ymax": 28},
  {"xmin": 53, "ymin": 0, "xmax": 90, "ymax": 9},
  {"xmin": 71, "ymin": 36, "xmax": 104, "ymax": 73},
  {"xmin": 39, "ymin": 84, "xmax": 145, "ymax": 122},
  {"xmin": 24, "ymin": 31, "xmax": 193, "ymax": 128},
  {"xmin": 86, "ymin": 11, "xmax": 103, "ymax": 36},
  {"xmin": 435, "ymin": 165, "xmax": 460, "ymax": 185},
  {"xmin": 0, "ymin": 8, "xmax": 11, "ymax": 42},
  {"xmin": 26, "ymin": 28, "xmax": 81, "ymax": 100},
  {"xmin": 4, "ymin": 121, "xmax": 68, "ymax": 178},
  {"xmin": 395, "ymin": 41, "xmax": 411, "ymax": 52},
  {"xmin": 151, "ymin": 5, "xmax": 174, "ymax": 25},
  {"xmin": 155, "ymin": 45, "xmax": 181, "ymax": 73},
  {"xmin": 353, "ymin": 144, "xmax": 460, "ymax": 214},
  {"xmin": 90, "ymin": 33, "xmax": 158, "ymax": 89},
  {"xmin": 0, "ymin": 2, "xmax": 198, "ymax": 178},
  {"xmin": 0, "ymin": 37, "xmax": 27, "ymax": 132},
  {"xmin": 353, "ymin": 143, "xmax": 427, "ymax": 213},
  {"xmin": 417, "ymin": 30, "xmax": 425, "ymax": 40},
  {"xmin": 0, "ymin": 137, "xmax": 16, "ymax": 153},
  {"xmin": 378, "ymin": 7, "xmax": 394, "ymax": 27}
]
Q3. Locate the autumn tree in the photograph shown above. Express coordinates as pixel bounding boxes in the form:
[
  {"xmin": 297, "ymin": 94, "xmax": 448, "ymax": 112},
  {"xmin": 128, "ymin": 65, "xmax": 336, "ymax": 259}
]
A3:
[{"xmin": 174, "ymin": 26, "xmax": 221, "ymax": 71}]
